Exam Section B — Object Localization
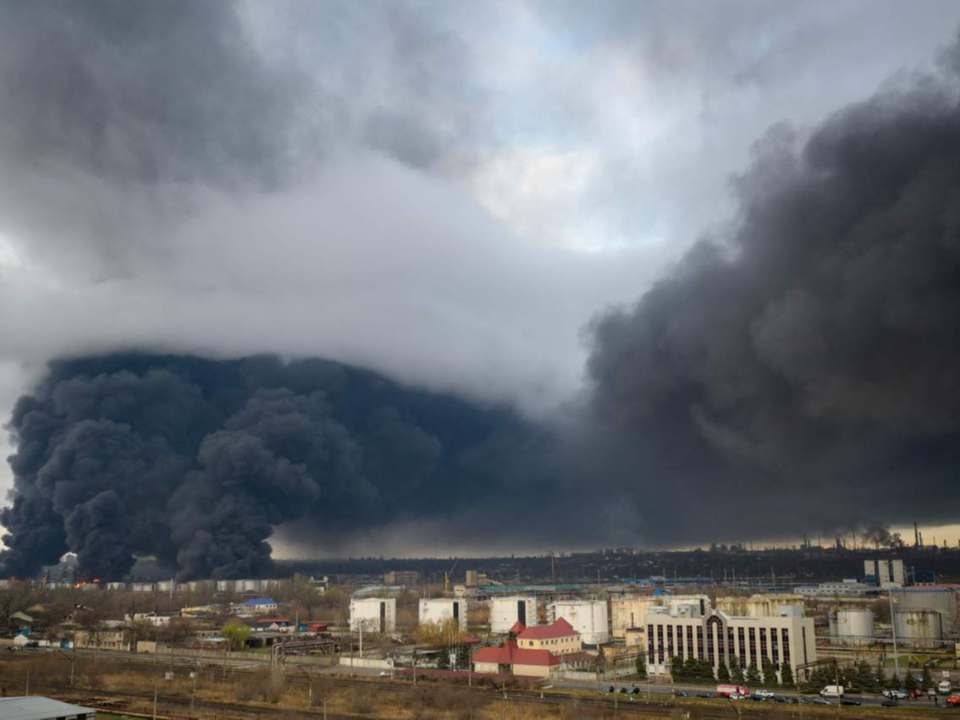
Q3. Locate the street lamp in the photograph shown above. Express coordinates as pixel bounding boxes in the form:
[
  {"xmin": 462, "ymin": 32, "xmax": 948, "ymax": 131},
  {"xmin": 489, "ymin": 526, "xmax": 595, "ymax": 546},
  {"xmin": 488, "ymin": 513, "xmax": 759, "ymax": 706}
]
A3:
[{"xmin": 889, "ymin": 593, "xmax": 900, "ymax": 683}]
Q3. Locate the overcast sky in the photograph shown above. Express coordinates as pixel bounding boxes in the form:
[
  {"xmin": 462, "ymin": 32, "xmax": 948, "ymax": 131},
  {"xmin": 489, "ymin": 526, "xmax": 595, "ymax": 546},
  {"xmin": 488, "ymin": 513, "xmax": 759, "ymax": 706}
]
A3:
[{"xmin": 3, "ymin": 1, "xmax": 960, "ymax": 551}]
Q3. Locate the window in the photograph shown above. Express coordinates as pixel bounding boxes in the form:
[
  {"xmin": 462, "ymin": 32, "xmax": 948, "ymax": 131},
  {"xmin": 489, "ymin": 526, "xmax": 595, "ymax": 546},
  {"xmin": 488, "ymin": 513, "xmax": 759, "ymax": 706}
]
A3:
[
  {"xmin": 738, "ymin": 627, "xmax": 746, "ymax": 663},
  {"xmin": 696, "ymin": 626, "xmax": 703, "ymax": 659},
  {"xmin": 657, "ymin": 625, "xmax": 664, "ymax": 663},
  {"xmin": 648, "ymin": 624, "xmax": 655, "ymax": 663},
  {"xmin": 782, "ymin": 628, "xmax": 790, "ymax": 664},
  {"xmin": 687, "ymin": 626, "xmax": 694, "ymax": 658},
  {"xmin": 706, "ymin": 616, "xmax": 722, "ymax": 664},
  {"xmin": 771, "ymin": 627, "xmax": 779, "ymax": 664},
  {"xmin": 667, "ymin": 624, "xmax": 674, "ymax": 659},
  {"xmin": 748, "ymin": 628, "xmax": 757, "ymax": 667},
  {"xmin": 760, "ymin": 628, "xmax": 767, "ymax": 661}
]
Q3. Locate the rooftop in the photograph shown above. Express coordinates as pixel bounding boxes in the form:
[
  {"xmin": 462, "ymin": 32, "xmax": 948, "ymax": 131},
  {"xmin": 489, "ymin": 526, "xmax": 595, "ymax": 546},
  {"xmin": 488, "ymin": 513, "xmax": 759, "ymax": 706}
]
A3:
[
  {"xmin": 517, "ymin": 618, "xmax": 579, "ymax": 640},
  {"xmin": 473, "ymin": 640, "xmax": 561, "ymax": 668},
  {"xmin": 0, "ymin": 696, "xmax": 95, "ymax": 720},
  {"xmin": 243, "ymin": 597, "xmax": 277, "ymax": 605}
]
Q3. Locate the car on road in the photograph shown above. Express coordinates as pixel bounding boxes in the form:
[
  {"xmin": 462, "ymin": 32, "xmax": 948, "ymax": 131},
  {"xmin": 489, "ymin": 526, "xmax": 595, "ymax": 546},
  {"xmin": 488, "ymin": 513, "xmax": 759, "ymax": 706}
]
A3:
[
  {"xmin": 882, "ymin": 700, "xmax": 901, "ymax": 707},
  {"xmin": 812, "ymin": 697, "xmax": 832, "ymax": 705},
  {"xmin": 749, "ymin": 695, "xmax": 766, "ymax": 702},
  {"xmin": 780, "ymin": 696, "xmax": 799, "ymax": 704},
  {"xmin": 696, "ymin": 691, "xmax": 715, "ymax": 698},
  {"xmin": 618, "ymin": 686, "xmax": 630, "ymax": 694},
  {"xmin": 602, "ymin": 685, "xmax": 616, "ymax": 694},
  {"xmin": 841, "ymin": 699, "xmax": 862, "ymax": 706},
  {"xmin": 673, "ymin": 690, "xmax": 689, "ymax": 698},
  {"xmin": 946, "ymin": 694, "xmax": 960, "ymax": 707},
  {"xmin": 627, "ymin": 686, "xmax": 641, "ymax": 694},
  {"xmin": 754, "ymin": 689, "xmax": 776, "ymax": 699},
  {"xmin": 883, "ymin": 689, "xmax": 907, "ymax": 700}
]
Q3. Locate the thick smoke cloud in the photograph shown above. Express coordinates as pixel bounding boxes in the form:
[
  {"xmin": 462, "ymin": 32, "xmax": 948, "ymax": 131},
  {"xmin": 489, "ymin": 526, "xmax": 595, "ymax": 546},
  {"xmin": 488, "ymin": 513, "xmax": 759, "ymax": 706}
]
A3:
[
  {"xmin": 0, "ymin": 355, "xmax": 552, "ymax": 580},
  {"xmin": 586, "ymin": 59, "xmax": 960, "ymax": 544}
]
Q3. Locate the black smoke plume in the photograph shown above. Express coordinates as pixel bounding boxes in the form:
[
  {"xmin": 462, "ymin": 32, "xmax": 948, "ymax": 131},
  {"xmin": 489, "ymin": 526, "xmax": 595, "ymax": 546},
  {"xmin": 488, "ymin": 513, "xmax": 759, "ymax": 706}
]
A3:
[
  {"xmin": 585, "ymin": 51, "xmax": 960, "ymax": 544},
  {"xmin": 0, "ymin": 355, "xmax": 546, "ymax": 580}
]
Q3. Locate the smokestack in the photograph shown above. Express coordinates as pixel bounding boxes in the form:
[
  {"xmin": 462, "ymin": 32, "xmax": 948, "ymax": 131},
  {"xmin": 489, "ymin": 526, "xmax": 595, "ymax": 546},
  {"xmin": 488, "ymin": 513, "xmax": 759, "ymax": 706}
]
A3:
[{"xmin": 915, "ymin": 522, "xmax": 920, "ymax": 548}]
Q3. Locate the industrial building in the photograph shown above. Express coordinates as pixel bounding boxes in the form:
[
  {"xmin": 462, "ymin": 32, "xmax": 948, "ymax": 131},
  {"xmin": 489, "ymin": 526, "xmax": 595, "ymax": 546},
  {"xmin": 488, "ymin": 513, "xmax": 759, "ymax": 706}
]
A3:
[
  {"xmin": 383, "ymin": 570, "xmax": 419, "ymax": 586},
  {"xmin": 0, "ymin": 697, "xmax": 95, "ymax": 720},
  {"xmin": 794, "ymin": 580, "xmax": 876, "ymax": 597},
  {"xmin": 419, "ymin": 598, "xmax": 467, "ymax": 631},
  {"xmin": 715, "ymin": 594, "xmax": 803, "ymax": 618},
  {"xmin": 349, "ymin": 597, "xmax": 396, "ymax": 633},
  {"xmin": 490, "ymin": 596, "xmax": 538, "ymax": 634},
  {"xmin": 612, "ymin": 594, "xmax": 710, "ymax": 637},
  {"xmin": 864, "ymin": 559, "xmax": 905, "ymax": 588},
  {"xmin": 549, "ymin": 600, "xmax": 609, "ymax": 645},
  {"xmin": 645, "ymin": 599, "xmax": 816, "ymax": 681}
]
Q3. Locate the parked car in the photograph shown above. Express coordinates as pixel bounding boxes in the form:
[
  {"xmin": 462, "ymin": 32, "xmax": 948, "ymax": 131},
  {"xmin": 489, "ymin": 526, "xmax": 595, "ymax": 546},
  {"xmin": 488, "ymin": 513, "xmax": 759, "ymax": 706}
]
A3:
[
  {"xmin": 812, "ymin": 697, "xmax": 832, "ymax": 705},
  {"xmin": 841, "ymin": 699, "xmax": 862, "ymax": 706},
  {"xmin": 781, "ymin": 696, "xmax": 799, "ymax": 704},
  {"xmin": 946, "ymin": 694, "xmax": 960, "ymax": 707},
  {"xmin": 883, "ymin": 689, "xmax": 907, "ymax": 700},
  {"xmin": 749, "ymin": 695, "xmax": 766, "ymax": 702},
  {"xmin": 628, "ymin": 686, "xmax": 641, "ymax": 695},
  {"xmin": 882, "ymin": 700, "xmax": 901, "ymax": 707},
  {"xmin": 696, "ymin": 691, "xmax": 715, "ymax": 698},
  {"xmin": 754, "ymin": 689, "xmax": 776, "ymax": 699},
  {"xmin": 673, "ymin": 690, "xmax": 689, "ymax": 698},
  {"xmin": 618, "ymin": 686, "xmax": 630, "ymax": 694}
]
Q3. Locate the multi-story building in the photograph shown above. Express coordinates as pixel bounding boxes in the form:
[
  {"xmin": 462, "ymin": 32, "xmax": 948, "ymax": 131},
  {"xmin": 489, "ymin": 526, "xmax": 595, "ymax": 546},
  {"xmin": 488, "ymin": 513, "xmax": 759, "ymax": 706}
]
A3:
[
  {"xmin": 715, "ymin": 594, "xmax": 804, "ymax": 618},
  {"xmin": 490, "ymin": 596, "xmax": 538, "ymax": 634},
  {"xmin": 514, "ymin": 618, "xmax": 581, "ymax": 656},
  {"xmin": 864, "ymin": 559, "xmax": 905, "ymax": 588},
  {"xmin": 383, "ymin": 570, "xmax": 420, "ymax": 586},
  {"xmin": 645, "ymin": 601, "xmax": 816, "ymax": 682}
]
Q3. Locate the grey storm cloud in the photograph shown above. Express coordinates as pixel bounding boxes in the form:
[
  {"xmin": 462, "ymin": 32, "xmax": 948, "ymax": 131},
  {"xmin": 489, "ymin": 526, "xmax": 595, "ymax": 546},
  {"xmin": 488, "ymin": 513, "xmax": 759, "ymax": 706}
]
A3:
[{"xmin": 585, "ymin": 52, "xmax": 960, "ymax": 544}]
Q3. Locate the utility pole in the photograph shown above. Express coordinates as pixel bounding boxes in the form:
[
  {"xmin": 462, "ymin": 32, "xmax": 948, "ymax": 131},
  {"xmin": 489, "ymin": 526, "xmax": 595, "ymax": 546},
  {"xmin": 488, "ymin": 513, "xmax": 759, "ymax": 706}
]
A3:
[
  {"xmin": 889, "ymin": 593, "xmax": 900, "ymax": 681},
  {"xmin": 153, "ymin": 678, "xmax": 159, "ymax": 719}
]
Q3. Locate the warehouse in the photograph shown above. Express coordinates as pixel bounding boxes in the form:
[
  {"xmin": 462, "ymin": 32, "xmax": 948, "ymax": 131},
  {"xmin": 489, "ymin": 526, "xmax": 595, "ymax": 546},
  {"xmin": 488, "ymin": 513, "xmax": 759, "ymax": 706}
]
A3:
[{"xmin": 490, "ymin": 596, "xmax": 537, "ymax": 634}]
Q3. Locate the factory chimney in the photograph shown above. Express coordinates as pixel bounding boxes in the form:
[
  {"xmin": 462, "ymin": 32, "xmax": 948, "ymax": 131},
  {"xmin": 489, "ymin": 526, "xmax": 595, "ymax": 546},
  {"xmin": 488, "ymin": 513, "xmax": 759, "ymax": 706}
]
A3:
[{"xmin": 915, "ymin": 522, "xmax": 920, "ymax": 548}]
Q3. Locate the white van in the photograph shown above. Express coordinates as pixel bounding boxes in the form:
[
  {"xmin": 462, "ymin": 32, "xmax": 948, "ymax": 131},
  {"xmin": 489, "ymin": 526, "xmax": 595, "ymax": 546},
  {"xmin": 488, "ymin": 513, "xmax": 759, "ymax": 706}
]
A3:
[{"xmin": 820, "ymin": 685, "xmax": 844, "ymax": 698}]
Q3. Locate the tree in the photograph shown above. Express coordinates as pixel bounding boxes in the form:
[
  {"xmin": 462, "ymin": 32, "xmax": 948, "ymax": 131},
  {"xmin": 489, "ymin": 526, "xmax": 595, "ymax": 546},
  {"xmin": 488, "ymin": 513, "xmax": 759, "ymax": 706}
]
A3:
[
  {"xmin": 780, "ymin": 663, "xmax": 794, "ymax": 688},
  {"xmin": 875, "ymin": 659, "xmax": 888, "ymax": 690},
  {"xmin": 904, "ymin": 671, "xmax": 919, "ymax": 694},
  {"xmin": 437, "ymin": 646, "xmax": 451, "ymax": 669},
  {"xmin": 671, "ymin": 656, "xmax": 685, "ymax": 681},
  {"xmin": 416, "ymin": 618, "xmax": 461, "ymax": 647},
  {"xmin": 745, "ymin": 663, "xmax": 760, "ymax": 686},
  {"xmin": 730, "ymin": 658, "xmax": 745, "ymax": 684},
  {"xmin": 455, "ymin": 643, "xmax": 471, "ymax": 670},
  {"xmin": 699, "ymin": 659, "xmax": 716, "ymax": 682},
  {"xmin": 223, "ymin": 620, "xmax": 250, "ymax": 650},
  {"xmin": 717, "ymin": 663, "xmax": 731, "ymax": 683},
  {"xmin": 761, "ymin": 659, "xmax": 777, "ymax": 686},
  {"xmin": 921, "ymin": 665, "xmax": 933, "ymax": 692},
  {"xmin": 636, "ymin": 653, "xmax": 648, "ymax": 680},
  {"xmin": 854, "ymin": 659, "xmax": 875, "ymax": 693}
]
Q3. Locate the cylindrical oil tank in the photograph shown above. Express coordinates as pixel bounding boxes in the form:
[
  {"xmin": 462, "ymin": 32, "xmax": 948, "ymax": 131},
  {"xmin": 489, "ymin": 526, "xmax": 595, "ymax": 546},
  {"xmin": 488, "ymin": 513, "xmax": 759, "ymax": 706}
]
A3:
[
  {"xmin": 895, "ymin": 610, "xmax": 943, "ymax": 647},
  {"xmin": 831, "ymin": 609, "xmax": 874, "ymax": 645},
  {"xmin": 490, "ymin": 596, "xmax": 538, "ymax": 634}
]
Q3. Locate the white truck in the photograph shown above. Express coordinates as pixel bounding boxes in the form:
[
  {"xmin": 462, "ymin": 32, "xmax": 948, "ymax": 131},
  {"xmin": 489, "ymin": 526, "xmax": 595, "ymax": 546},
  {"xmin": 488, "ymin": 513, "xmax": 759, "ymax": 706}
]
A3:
[{"xmin": 820, "ymin": 685, "xmax": 844, "ymax": 698}]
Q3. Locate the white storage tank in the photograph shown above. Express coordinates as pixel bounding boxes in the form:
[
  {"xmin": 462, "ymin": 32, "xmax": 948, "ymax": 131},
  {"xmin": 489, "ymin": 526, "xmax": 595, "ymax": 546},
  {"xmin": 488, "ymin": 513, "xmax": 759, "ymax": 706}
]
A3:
[
  {"xmin": 349, "ymin": 597, "xmax": 397, "ymax": 633},
  {"xmin": 550, "ymin": 600, "xmax": 609, "ymax": 645},
  {"xmin": 895, "ymin": 610, "xmax": 943, "ymax": 647},
  {"xmin": 829, "ymin": 609, "xmax": 874, "ymax": 645},
  {"xmin": 490, "ymin": 596, "xmax": 538, "ymax": 634},
  {"xmin": 419, "ymin": 598, "xmax": 467, "ymax": 631}
]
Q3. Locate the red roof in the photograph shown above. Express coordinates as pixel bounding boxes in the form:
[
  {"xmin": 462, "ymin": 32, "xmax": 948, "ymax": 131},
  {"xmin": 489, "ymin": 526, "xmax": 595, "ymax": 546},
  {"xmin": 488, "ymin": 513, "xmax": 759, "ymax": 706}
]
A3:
[
  {"xmin": 517, "ymin": 617, "xmax": 579, "ymax": 641},
  {"xmin": 509, "ymin": 620, "xmax": 526, "ymax": 634},
  {"xmin": 473, "ymin": 640, "xmax": 560, "ymax": 668}
]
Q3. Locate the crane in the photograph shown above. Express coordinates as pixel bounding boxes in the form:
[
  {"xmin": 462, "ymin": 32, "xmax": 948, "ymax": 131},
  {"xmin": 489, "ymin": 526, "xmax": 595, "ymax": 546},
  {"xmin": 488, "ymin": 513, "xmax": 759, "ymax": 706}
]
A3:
[{"xmin": 444, "ymin": 557, "xmax": 459, "ymax": 594}]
